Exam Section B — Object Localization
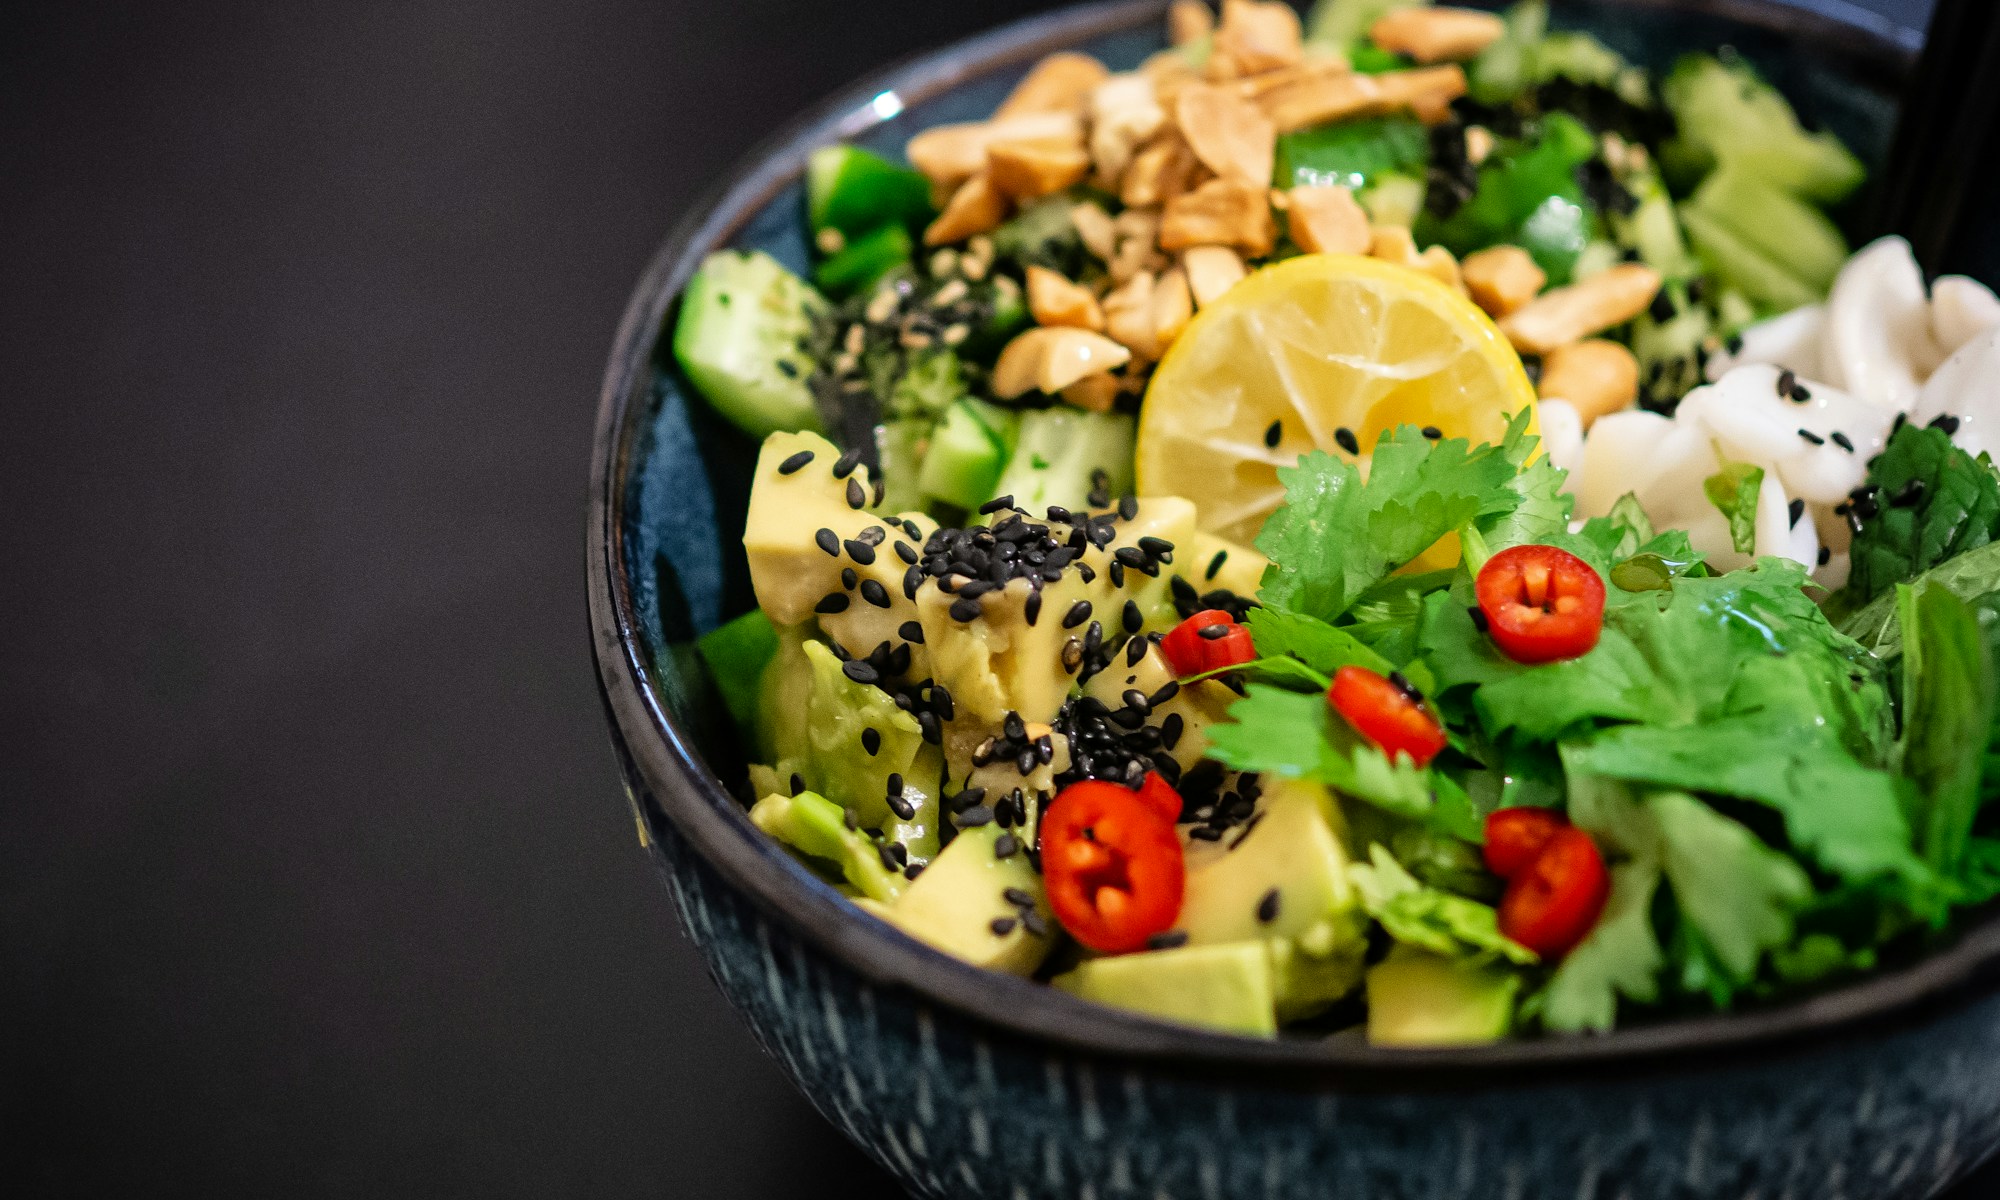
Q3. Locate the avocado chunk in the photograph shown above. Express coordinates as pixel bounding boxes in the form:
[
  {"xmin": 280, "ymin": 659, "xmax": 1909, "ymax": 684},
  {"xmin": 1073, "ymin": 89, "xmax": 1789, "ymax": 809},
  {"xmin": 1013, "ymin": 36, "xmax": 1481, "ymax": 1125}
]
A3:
[
  {"xmin": 881, "ymin": 823, "xmax": 1053, "ymax": 976},
  {"xmin": 1174, "ymin": 528, "xmax": 1268, "ymax": 604},
  {"xmin": 1082, "ymin": 637, "xmax": 1237, "ymax": 774},
  {"xmin": 749, "ymin": 789, "xmax": 907, "ymax": 903},
  {"xmin": 1366, "ymin": 945, "xmax": 1521, "ymax": 1046},
  {"xmin": 798, "ymin": 640, "xmax": 941, "ymax": 853},
  {"xmin": 1176, "ymin": 780, "xmax": 1370, "ymax": 1018},
  {"xmin": 743, "ymin": 431, "xmax": 884, "ymax": 626},
  {"xmin": 1053, "ymin": 942, "xmax": 1277, "ymax": 1037},
  {"xmin": 673, "ymin": 250, "xmax": 827, "ymax": 439}
]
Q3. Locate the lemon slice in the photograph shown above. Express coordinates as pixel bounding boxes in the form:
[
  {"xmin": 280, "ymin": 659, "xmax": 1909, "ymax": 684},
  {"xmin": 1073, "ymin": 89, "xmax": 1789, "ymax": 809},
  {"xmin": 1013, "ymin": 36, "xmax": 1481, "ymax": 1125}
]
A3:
[{"xmin": 1135, "ymin": 253, "xmax": 1538, "ymax": 546}]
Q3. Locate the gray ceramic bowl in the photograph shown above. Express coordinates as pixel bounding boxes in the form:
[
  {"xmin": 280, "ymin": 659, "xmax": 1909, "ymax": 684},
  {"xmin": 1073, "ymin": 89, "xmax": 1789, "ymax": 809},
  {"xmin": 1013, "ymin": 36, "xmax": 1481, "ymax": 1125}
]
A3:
[{"xmin": 587, "ymin": 3, "xmax": 2000, "ymax": 1196}]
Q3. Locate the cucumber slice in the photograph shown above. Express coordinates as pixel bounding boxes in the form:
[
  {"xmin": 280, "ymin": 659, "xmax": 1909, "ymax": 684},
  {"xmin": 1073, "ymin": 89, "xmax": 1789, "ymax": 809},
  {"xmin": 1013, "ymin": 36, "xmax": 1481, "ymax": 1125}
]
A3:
[
  {"xmin": 990, "ymin": 407, "xmax": 1136, "ymax": 515},
  {"xmin": 813, "ymin": 223, "xmax": 912, "ymax": 298},
  {"xmin": 806, "ymin": 144, "xmax": 934, "ymax": 237},
  {"xmin": 1609, "ymin": 171, "xmax": 1696, "ymax": 279},
  {"xmin": 672, "ymin": 250, "xmax": 827, "ymax": 439},
  {"xmin": 1304, "ymin": 0, "xmax": 1426, "ymax": 48},
  {"xmin": 1357, "ymin": 173, "xmax": 1425, "ymax": 228},
  {"xmin": 918, "ymin": 400, "xmax": 1011, "ymax": 511},
  {"xmin": 1466, "ymin": 0, "xmax": 1547, "ymax": 104},
  {"xmin": 1685, "ymin": 167, "xmax": 1848, "ymax": 293},
  {"xmin": 1678, "ymin": 204, "xmax": 1820, "ymax": 313},
  {"xmin": 1660, "ymin": 54, "xmax": 1864, "ymax": 204}
]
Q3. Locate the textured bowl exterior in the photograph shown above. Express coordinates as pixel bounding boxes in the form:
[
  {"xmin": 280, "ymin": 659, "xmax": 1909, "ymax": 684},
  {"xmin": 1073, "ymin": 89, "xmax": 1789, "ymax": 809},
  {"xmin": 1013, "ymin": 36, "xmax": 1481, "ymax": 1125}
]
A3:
[{"xmin": 589, "ymin": 3, "xmax": 2000, "ymax": 1197}]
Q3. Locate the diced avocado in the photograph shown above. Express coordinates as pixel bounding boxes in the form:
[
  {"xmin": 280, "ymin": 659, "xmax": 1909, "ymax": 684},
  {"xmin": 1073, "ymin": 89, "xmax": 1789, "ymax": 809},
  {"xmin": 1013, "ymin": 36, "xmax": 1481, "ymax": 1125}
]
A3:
[
  {"xmin": 1083, "ymin": 637, "xmax": 1237, "ymax": 774},
  {"xmin": 1678, "ymin": 203, "xmax": 1820, "ymax": 312},
  {"xmin": 989, "ymin": 408, "xmax": 1136, "ymax": 516},
  {"xmin": 813, "ymin": 222, "xmax": 913, "ymax": 298},
  {"xmin": 1685, "ymin": 166, "xmax": 1848, "ymax": 294},
  {"xmin": 918, "ymin": 574, "xmax": 1086, "ymax": 729},
  {"xmin": 806, "ymin": 144, "xmax": 934, "ymax": 238},
  {"xmin": 1177, "ymin": 528, "xmax": 1269, "ymax": 601},
  {"xmin": 1272, "ymin": 115, "xmax": 1429, "ymax": 193},
  {"xmin": 1178, "ymin": 780, "xmax": 1370, "ymax": 1017},
  {"xmin": 815, "ymin": 511, "xmax": 936, "ymax": 679},
  {"xmin": 1366, "ymin": 945, "xmax": 1521, "ymax": 1046},
  {"xmin": 882, "ymin": 823, "xmax": 1053, "ymax": 975},
  {"xmin": 1088, "ymin": 495, "xmax": 1199, "ymax": 624},
  {"xmin": 742, "ymin": 431, "xmax": 883, "ymax": 625},
  {"xmin": 755, "ymin": 623, "xmax": 815, "ymax": 768},
  {"xmin": 1660, "ymin": 53, "xmax": 1864, "ymax": 203},
  {"xmin": 1053, "ymin": 941, "xmax": 1277, "ymax": 1037},
  {"xmin": 673, "ymin": 250, "xmax": 827, "ymax": 440},
  {"xmin": 918, "ymin": 399, "xmax": 1012, "ymax": 511},
  {"xmin": 697, "ymin": 609, "xmax": 779, "ymax": 738},
  {"xmin": 1304, "ymin": 0, "xmax": 1425, "ymax": 49},
  {"xmin": 750, "ymin": 789, "xmax": 908, "ymax": 902},
  {"xmin": 800, "ymin": 640, "xmax": 942, "ymax": 850}
]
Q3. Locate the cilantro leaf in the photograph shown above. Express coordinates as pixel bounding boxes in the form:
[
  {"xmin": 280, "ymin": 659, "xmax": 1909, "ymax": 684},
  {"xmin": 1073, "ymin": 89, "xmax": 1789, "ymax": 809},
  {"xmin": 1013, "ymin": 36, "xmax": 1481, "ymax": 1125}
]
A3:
[
  {"xmin": 1475, "ymin": 415, "xmax": 1573, "ymax": 550},
  {"xmin": 1244, "ymin": 605, "xmax": 1397, "ymax": 677},
  {"xmin": 1839, "ymin": 540, "xmax": 2000, "ymax": 658},
  {"xmin": 1963, "ymin": 838, "xmax": 2000, "ymax": 905},
  {"xmin": 1838, "ymin": 423, "xmax": 2000, "ymax": 613},
  {"xmin": 1349, "ymin": 844, "xmax": 1539, "ymax": 964},
  {"xmin": 1703, "ymin": 459, "xmax": 1764, "ymax": 555},
  {"xmin": 1255, "ymin": 427, "xmax": 1520, "ymax": 621},
  {"xmin": 1650, "ymin": 790, "xmax": 1812, "ymax": 983},
  {"xmin": 1897, "ymin": 582, "xmax": 1998, "ymax": 878},
  {"xmin": 1205, "ymin": 684, "xmax": 1451, "ymax": 827},
  {"xmin": 1475, "ymin": 627, "xmax": 1685, "ymax": 740},
  {"xmin": 1539, "ymin": 860, "xmax": 1665, "ymax": 1032}
]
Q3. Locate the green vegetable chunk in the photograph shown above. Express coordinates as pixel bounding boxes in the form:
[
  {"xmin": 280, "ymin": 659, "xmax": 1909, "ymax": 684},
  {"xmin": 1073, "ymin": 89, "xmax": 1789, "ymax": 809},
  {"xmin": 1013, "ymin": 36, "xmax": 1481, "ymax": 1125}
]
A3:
[
  {"xmin": 1273, "ymin": 116, "xmax": 1429, "ymax": 192},
  {"xmin": 988, "ymin": 407, "xmax": 1135, "ymax": 514},
  {"xmin": 1897, "ymin": 583, "xmax": 1998, "ymax": 880},
  {"xmin": 1660, "ymin": 53, "xmax": 1864, "ymax": 203},
  {"xmin": 806, "ymin": 143, "xmax": 934, "ymax": 237},
  {"xmin": 696, "ymin": 609, "xmax": 779, "ymax": 737},
  {"xmin": 812, "ymin": 222, "xmax": 913, "ymax": 297},
  {"xmin": 1703, "ymin": 459, "xmax": 1764, "ymax": 555},
  {"xmin": 1839, "ymin": 423, "xmax": 2000, "ymax": 614},
  {"xmin": 1416, "ymin": 112, "xmax": 1601, "ymax": 285},
  {"xmin": 673, "ymin": 249, "xmax": 827, "ymax": 439}
]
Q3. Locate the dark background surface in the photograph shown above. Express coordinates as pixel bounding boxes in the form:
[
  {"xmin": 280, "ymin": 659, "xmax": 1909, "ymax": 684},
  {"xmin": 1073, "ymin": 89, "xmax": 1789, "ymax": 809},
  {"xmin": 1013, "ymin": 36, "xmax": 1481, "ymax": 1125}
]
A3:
[{"xmin": 4, "ymin": 0, "xmax": 1992, "ymax": 1197}]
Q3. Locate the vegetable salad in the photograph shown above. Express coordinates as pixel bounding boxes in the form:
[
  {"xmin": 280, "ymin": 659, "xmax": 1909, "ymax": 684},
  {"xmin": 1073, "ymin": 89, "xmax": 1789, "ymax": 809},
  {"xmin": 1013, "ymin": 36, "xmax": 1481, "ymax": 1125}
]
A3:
[{"xmin": 671, "ymin": 0, "xmax": 2000, "ymax": 1044}]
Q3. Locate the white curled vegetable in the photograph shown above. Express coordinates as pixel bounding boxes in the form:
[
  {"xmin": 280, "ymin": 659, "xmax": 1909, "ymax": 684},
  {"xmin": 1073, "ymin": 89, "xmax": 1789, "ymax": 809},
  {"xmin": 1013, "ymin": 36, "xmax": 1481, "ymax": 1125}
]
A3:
[
  {"xmin": 1930, "ymin": 276, "xmax": 2000, "ymax": 358},
  {"xmin": 1704, "ymin": 303, "xmax": 1825, "ymax": 382},
  {"xmin": 1820, "ymin": 236, "xmax": 1941, "ymax": 410},
  {"xmin": 1910, "ymin": 327, "xmax": 2000, "ymax": 461},
  {"xmin": 1535, "ymin": 398, "xmax": 1584, "ymax": 480}
]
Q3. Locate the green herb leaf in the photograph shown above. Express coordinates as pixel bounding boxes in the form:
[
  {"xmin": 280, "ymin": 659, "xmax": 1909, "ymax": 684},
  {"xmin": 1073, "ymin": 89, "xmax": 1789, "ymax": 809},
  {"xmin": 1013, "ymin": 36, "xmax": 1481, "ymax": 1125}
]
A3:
[
  {"xmin": 1349, "ymin": 844, "xmax": 1539, "ymax": 964},
  {"xmin": 1244, "ymin": 605, "xmax": 1398, "ymax": 678},
  {"xmin": 1539, "ymin": 860, "xmax": 1664, "ymax": 1032},
  {"xmin": 1703, "ymin": 459, "xmax": 1764, "ymax": 555},
  {"xmin": 1839, "ymin": 423, "xmax": 2000, "ymax": 613},
  {"xmin": 1838, "ymin": 540, "xmax": 2000, "ymax": 657},
  {"xmin": 1650, "ymin": 790, "xmax": 1812, "ymax": 983},
  {"xmin": 1206, "ymin": 684, "xmax": 1450, "ymax": 827},
  {"xmin": 1897, "ymin": 582, "xmax": 1998, "ymax": 878}
]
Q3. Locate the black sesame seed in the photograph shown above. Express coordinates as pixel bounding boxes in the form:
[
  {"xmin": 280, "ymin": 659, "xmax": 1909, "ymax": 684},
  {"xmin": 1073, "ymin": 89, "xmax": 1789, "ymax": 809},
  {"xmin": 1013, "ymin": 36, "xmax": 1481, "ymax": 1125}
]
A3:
[
  {"xmin": 842, "ymin": 660, "xmax": 880, "ymax": 685},
  {"xmin": 815, "ymin": 528, "xmax": 840, "ymax": 557},
  {"xmin": 861, "ymin": 728, "xmax": 881, "ymax": 756},
  {"xmin": 990, "ymin": 916, "xmax": 1017, "ymax": 936},
  {"xmin": 1788, "ymin": 497, "xmax": 1805, "ymax": 527},
  {"xmin": 777, "ymin": 450, "xmax": 815, "ymax": 475},
  {"xmin": 1724, "ymin": 333, "xmax": 1744, "ymax": 354},
  {"xmin": 1021, "ymin": 910, "xmax": 1049, "ymax": 937},
  {"xmin": 956, "ymin": 805, "xmax": 993, "ymax": 827},
  {"xmin": 1777, "ymin": 368, "xmax": 1796, "ymax": 397},
  {"xmin": 860, "ymin": 579, "xmax": 891, "ymax": 608},
  {"xmin": 1122, "ymin": 599, "xmax": 1143, "ymax": 633},
  {"xmin": 1088, "ymin": 470, "xmax": 1112, "ymax": 509},
  {"xmin": 1149, "ymin": 680, "xmax": 1180, "ymax": 708},
  {"xmin": 1421, "ymin": 426, "xmax": 1442, "ymax": 440},
  {"xmin": 832, "ymin": 447, "xmax": 862, "ymax": 478},
  {"xmin": 894, "ymin": 541, "xmax": 919, "ymax": 565},
  {"xmin": 844, "ymin": 539, "xmax": 877, "ymax": 565},
  {"xmin": 1025, "ymin": 591, "xmax": 1042, "ymax": 626},
  {"xmin": 1198, "ymin": 622, "xmax": 1230, "ymax": 640},
  {"xmin": 840, "ymin": 567, "xmax": 858, "ymax": 590},
  {"xmin": 917, "ymin": 711, "xmax": 942, "ymax": 744},
  {"xmin": 887, "ymin": 793, "xmax": 916, "ymax": 821},
  {"xmin": 1205, "ymin": 550, "xmax": 1228, "ymax": 581},
  {"xmin": 1122, "ymin": 689, "xmax": 1152, "ymax": 717},
  {"xmin": 1817, "ymin": 545, "xmax": 1831, "ymax": 566},
  {"xmin": 950, "ymin": 597, "xmax": 982, "ymax": 622},
  {"xmin": 1127, "ymin": 635, "xmax": 1149, "ymax": 668},
  {"xmin": 1793, "ymin": 384, "xmax": 1812, "ymax": 402},
  {"xmin": 899, "ymin": 620, "xmax": 924, "ymax": 643},
  {"xmin": 1264, "ymin": 420, "xmax": 1283, "ymax": 448},
  {"xmin": 903, "ymin": 565, "xmax": 923, "ymax": 601},
  {"xmin": 815, "ymin": 592, "xmax": 850, "ymax": 614},
  {"xmin": 994, "ymin": 833, "xmax": 1019, "ymax": 859},
  {"xmin": 843, "ymin": 806, "xmax": 860, "ymax": 829},
  {"xmin": 846, "ymin": 477, "xmax": 867, "ymax": 509},
  {"xmin": 1797, "ymin": 428, "xmax": 1825, "ymax": 446},
  {"xmin": 1061, "ymin": 638, "xmax": 1084, "ymax": 672},
  {"xmin": 903, "ymin": 863, "xmax": 924, "ymax": 880},
  {"xmin": 1335, "ymin": 427, "xmax": 1360, "ymax": 455},
  {"xmin": 1930, "ymin": 414, "xmax": 1962, "ymax": 435},
  {"xmin": 857, "ymin": 525, "xmax": 887, "ymax": 546},
  {"xmin": 1189, "ymin": 826, "xmax": 1223, "ymax": 841},
  {"xmin": 1891, "ymin": 412, "xmax": 1908, "ymax": 435},
  {"xmin": 1108, "ymin": 561, "xmax": 1125, "ymax": 589},
  {"xmin": 1147, "ymin": 930, "xmax": 1189, "ymax": 950},
  {"xmin": 1892, "ymin": 478, "xmax": 1927, "ymax": 507},
  {"xmin": 877, "ymin": 843, "xmax": 901, "ymax": 871},
  {"xmin": 1829, "ymin": 431, "xmax": 1854, "ymax": 453},
  {"xmin": 949, "ymin": 788, "xmax": 987, "ymax": 813},
  {"xmin": 1004, "ymin": 886, "xmax": 1035, "ymax": 910},
  {"xmin": 1649, "ymin": 290, "xmax": 1675, "ymax": 323},
  {"xmin": 789, "ymin": 772, "xmax": 807, "ymax": 796},
  {"xmin": 1004, "ymin": 712, "xmax": 1027, "ymax": 742},
  {"xmin": 1119, "ymin": 495, "xmax": 1139, "ymax": 521},
  {"xmin": 1256, "ymin": 888, "xmax": 1281, "ymax": 923},
  {"xmin": 931, "ymin": 684, "xmax": 955, "ymax": 720},
  {"xmin": 978, "ymin": 495, "xmax": 1015, "ymax": 516},
  {"xmin": 1064, "ymin": 600, "xmax": 1093, "ymax": 629},
  {"xmin": 1160, "ymin": 712, "xmax": 1185, "ymax": 750}
]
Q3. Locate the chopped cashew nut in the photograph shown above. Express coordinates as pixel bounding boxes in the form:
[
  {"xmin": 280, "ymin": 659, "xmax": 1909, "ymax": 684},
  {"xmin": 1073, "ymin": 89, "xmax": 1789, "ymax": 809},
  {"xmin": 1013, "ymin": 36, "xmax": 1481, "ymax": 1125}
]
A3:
[
  {"xmin": 1368, "ymin": 7, "xmax": 1507, "ymax": 64},
  {"xmin": 1368, "ymin": 223, "xmax": 1420, "ymax": 264},
  {"xmin": 1286, "ymin": 185, "xmax": 1370, "ymax": 255},
  {"xmin": 1462, "ymin": 245, "xmax": 1545, "ymax": 317},
  {"xmin": 924, "ymin": 173, "xmax": 1011, "ymax": 246},
  {"xmin": 1026, "ymin": 265, "xmax": 1106, "ymax": 331},
  {"xmin": 991, "ymin": 327, "xmax": 1133, "ymax": 399},
  {"xmin": 1109, "ymin": 207, "xmax": 1167, "ymax": 284},
  {"xmin": 1103, "ymin": 272, "xmax": 1160, "ymax": 359},
  {"xmin": 1465, "ymin": 125, "xmax": 1495, "ymax": 165},
  {"xmin": 1160, "ymin": 178, "xmax": 1276, "ymax": 255},
  {"xmin": 1169, "ymin": 0, "xmax": 1214, "ymax": 45},
  {"xmin": 1183, "ymin": 245, "xmax": 1248, "ymax": 306},
  {"xmin": 906, "ymin": 112, "xmax": 1082, "ymax": 190},
  {"xmin": 1414, "ymin": 245, "xmax": 1465, "ymax": 294},
  {"xmin": 1061, "ymin": 371, "xmax": 1123, "ymax": 412},
  {"xmin": 1255, "ymin": 64, "xmax": 1466, "ymax": 132},
  {"xmin": 987, "ymin": 136, "xmax": 1092, "ymax": 200},
  {"xmin": 1499, "ymin": 264, "xmax": 1663, "ymax": 354},
  {"xmin": 1151, "ymin": 266, "xmax": 1194, "ymax": 355},
  {"xmin": 995, "ymin": 52, "xmax": 1111, "ymax": 120},
  {"xmin": 1174, "ymin": 83, "xmax": 1277, "ymax": 187},
  {"xmin": 1070, "ymin": 202, "xmax": 1118, "ymax": 262},
  {"xmin": 1210, "ymin": 0, "xmax": 1304, "ymax": 78},
  {"xmin": 1120, "ymin": 132, "xmax": 1200, "ymax": 208},
  {"xmin": 1539, "ymin": 339, "xmax": 1640, "ymax": 428},
  {"xmin": 1088, "ymin": 74, "xmax": 1167, "ymax": 186}
]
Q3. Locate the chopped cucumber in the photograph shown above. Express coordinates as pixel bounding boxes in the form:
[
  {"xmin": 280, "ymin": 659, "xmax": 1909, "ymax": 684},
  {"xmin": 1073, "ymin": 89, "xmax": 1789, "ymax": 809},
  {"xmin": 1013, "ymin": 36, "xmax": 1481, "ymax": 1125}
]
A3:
[
  {"xmin": 918, "ymin": 399, "xmax": 1012, "ymax": 511},
  {"xmin": 1678, "ymin": 204, "xmax": 1820, "ymax": 313},
  {"xmin": 1660, "ymin": 54, "xmax": 1864, "ymax": 204},
  {"xmin": 1685, "ymin": 167, "xmax": 1848, "ymax": 293},
  {"xmin": 1358, "ymin": 173, "xmax": 1425, "ymax": 228},
  {"xmin": 807, "ymin": 144, "xmax": 934, "ymax": 237},
  {"xmin": 1417, "ymin": 111, "xmax": 1598, "ymax": 285},
  {"xmin": 878, "ymin": 348, "xmax": 968, "ymax": 512},
  {"xmin": 673, "ymin": 250, "xmax": 827, "ymax": 439},
  {"xmin": 1610, "ymin": 170, "xmax": 1697, "ymax": 279},
  {"xmin": 990, "ymin": 407, "xmax": 1136, "ymax": 515},
  {"xmin": 697, "ymin": 609, "xmax": 779, "ymax": 737},
  {"xmin": 1274, "ymin": 115, "xmax": 1429, "ymax": 192},
  {"xmin": 813, "ymin": 222, "xmax": 912, "ymax": 298},
  {"xmin": 1534, "ymin": 31, "xmax": 1623, "ymax": 88},
  {"xmin": 1467, "ymin": 0, "xmax": 1547, "ymax": 104},
  {"xmin": 1304, "ymin": 0, "xmax": 1425, "ymax": 49}
]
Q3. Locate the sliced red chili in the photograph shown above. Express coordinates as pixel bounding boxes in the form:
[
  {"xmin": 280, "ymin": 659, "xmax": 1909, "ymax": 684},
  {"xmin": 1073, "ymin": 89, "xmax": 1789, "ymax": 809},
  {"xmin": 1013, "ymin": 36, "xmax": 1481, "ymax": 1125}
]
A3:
[
  {"xmin": 1136, "ymin": 771, "xmax": 1184, "ymax": 825},
  {"xmin": 1327, "ymin": 665, "xmax": 1448, "ymax": 768},
  {"xmin": 1160, "ymin": 609, "xmax": 1255, "ymax": 678},
  {"xmin": 1482, "ymin": 806, "xmax": 1569, "ymax": 879},
  {"xmin": 1040, "ymin": 780, "xmax": 1185, "ymax": 954},
  {"xmin": 1498, "ymin": 827, "xmax": 1610, "ymax": 959},
  {"xmin": 1474, "ymin": 544, "xmax": 1606, "ymax": 664}
]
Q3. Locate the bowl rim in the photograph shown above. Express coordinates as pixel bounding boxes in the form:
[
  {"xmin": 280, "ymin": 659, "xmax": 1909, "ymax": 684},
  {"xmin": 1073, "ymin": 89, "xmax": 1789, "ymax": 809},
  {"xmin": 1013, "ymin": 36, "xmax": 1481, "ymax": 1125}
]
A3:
[{"xmin": 589, "ymin": 0, "xmax": 2000, "ymax": 1089}]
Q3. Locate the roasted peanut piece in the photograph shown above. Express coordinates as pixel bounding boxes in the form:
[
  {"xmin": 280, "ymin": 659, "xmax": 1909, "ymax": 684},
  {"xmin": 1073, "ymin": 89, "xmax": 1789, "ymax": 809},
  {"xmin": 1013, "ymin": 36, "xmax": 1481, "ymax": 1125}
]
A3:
[
  {"xmin": 1368, "ymin": 7, "xmax": 1507, "ymax": 64},
  {"xmin": 1169, "ymin": 0, "xmax": 1214, "ymax": 46},
  {"xmin": 991, "ymin": 327, "xmax": 1134, "ymax": 399},
  {"xmin": 1498, "ymin": 264, "xmax": 1663, "ymax": 354},
  {"xmin": 1102, "ymin": 272, "xmax": 1160, "ymax": 360},
  {"xmin": 1070, "ymin": 202, "xmax": 1118, "ymax": 262},
  {"xmin": 1286, "ymin": 184, "xmax": 1370, "ymax": 255},
  {"xmin": 1182, "ymin": 245, "xmax": 1248, "ymax": 306},
  {"xmin": 1151, "ymin": 266, "xmax": 1194, "ymax": 354},
  {"xmin": 1026, "ymin": 265, "xmax": 1106, "ymax": 331},
  {"xmin": 1174, "ymin": 83, "xmax": 1277, "ymax": 187},
  {"xmin": 924, "ymin": 173, "xmax": 1010, "ymax": 246},
  {"xmin": 995, "ymin": 52, "xmax": 1112, "ymax": 120},
  {"xmin": 1120, "ymin": 132, "xmax": 1199, "ymax": 208},
  {"xmin": 906, "ymin": 112, "xmax": 1082, "ymax": 190},
  {"xmin": 987, "ymin": 136, "xmax": 1092, "ymax": 200},
  {"xmin": 1538, "ymin": 339, "xmax": 1640, "ymax": 427},
  {"xmin": 1462, "ymin": 245, "xmax": 1545, "ymax": 317},
  {"xmin": 1160, "ymin": 178, "xmax": 1275, "ymax": 256},
  {"xmin": 1210, "ymin": 0, "xmax": 1303, "ymax": 77}
]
